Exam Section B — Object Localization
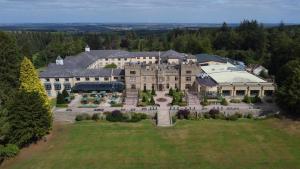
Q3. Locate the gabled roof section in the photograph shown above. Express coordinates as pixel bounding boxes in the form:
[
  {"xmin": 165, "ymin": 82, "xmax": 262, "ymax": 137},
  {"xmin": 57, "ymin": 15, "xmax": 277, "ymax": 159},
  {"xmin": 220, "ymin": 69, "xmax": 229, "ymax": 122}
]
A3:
[{"xmin": 196, "ymin": 54, "xmax": 227, "ymax": 64}]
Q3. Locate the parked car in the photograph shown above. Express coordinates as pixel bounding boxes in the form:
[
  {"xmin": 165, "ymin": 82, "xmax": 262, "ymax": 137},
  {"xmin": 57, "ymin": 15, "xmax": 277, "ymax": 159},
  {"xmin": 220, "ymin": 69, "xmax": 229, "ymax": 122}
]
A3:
[
  {"xmin": 141, "ymin": 108, "xmax": 147, "ymax": 111},
  {"xmin": 66, "ymin": 108, "xmax": 72, "ymax": 111}
]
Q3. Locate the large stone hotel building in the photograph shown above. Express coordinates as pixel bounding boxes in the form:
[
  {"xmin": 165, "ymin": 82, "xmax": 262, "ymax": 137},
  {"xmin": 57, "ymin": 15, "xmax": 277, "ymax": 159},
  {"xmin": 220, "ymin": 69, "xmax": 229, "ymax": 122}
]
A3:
[{"xmin": 40, "ymin": 46, "xmax": 275, "ymax": 99}]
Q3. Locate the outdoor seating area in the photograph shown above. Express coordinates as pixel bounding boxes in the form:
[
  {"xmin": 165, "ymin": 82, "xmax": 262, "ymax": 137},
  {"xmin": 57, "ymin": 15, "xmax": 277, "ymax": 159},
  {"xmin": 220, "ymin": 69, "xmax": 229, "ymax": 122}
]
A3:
[{"xmin": 79, "ymin": 91, "xmax": 123, "ymax": 108}]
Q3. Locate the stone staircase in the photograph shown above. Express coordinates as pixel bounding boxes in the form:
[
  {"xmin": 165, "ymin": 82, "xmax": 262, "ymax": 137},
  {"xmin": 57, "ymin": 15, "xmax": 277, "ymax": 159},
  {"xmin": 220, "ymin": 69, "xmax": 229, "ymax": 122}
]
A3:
[{"xmin": 157, "ymin": 111, "xmax": 172, "ymax": 127}]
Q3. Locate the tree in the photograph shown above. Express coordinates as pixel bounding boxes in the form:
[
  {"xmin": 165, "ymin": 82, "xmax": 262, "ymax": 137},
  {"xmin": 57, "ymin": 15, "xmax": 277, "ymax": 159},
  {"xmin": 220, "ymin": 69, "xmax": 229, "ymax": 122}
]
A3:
[
  {"xmin": 56, "ymin": 92, "xmax": 65, "ymax": 104},
  {"xmin": 168, "ymin": 88, "xmax": 174, "ymax": 96},
  {"xmin": 15, "ymin": 57, "xmax": 52, "ymax": 134},
  {"xmin": 150, "ymin": 96, "xmax": 155, "ymax": 105},
  {"xmin": 0, "ymin": 32, "xmax": 22, "ymax": 106},
  {"xmin": 276, "ymin": 60, "xmax": 300, "ymax": 116},
  {"xmin": 62, "ymin": 89, "xmax": 69, "ymax": 99},
  {"xmin": 142, "ymin": 96, "xmax": 147, "ymax": 103},
  {"xmin": 151, "ymin": 86, "xmax": 156, "ymax": 96},
  {"xmin": 19, "ymin": 57, "xmax": 50, "ymax": 106},
  {"xmin": 7, "ymin": 91, "xmax": 52, "ymax": 147}
]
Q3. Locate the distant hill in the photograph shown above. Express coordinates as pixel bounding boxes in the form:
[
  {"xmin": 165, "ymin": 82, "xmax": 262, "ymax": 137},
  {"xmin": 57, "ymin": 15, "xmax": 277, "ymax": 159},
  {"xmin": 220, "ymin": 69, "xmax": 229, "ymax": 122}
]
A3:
[{"xmin": 0, "ymin": 23, "xmax": 295, "ymax": 32}]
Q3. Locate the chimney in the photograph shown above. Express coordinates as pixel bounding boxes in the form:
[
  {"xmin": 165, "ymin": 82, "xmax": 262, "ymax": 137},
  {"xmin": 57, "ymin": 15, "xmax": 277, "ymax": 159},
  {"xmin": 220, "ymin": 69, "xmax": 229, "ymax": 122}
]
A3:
[{"xmin": 85, "ymin": 45, "xmax": 90, "ymax": 52}]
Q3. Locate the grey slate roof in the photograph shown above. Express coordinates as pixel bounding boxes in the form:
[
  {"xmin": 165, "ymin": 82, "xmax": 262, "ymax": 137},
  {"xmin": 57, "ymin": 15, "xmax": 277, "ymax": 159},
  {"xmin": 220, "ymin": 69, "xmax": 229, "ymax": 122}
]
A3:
[
  {"xmin": 40, "ymin": 50, "xmax": 194, "ymax": 78},
  {"xmin": 196, "ymin": 54, "xmax": 227, "ymax": 64},
  {"xmin": 196, "ymin": 77, "xmax": 218, "ymax": 87},
  {"xmin": 40, "ymin": 68, "xmax": 124, "ymax": 78}
]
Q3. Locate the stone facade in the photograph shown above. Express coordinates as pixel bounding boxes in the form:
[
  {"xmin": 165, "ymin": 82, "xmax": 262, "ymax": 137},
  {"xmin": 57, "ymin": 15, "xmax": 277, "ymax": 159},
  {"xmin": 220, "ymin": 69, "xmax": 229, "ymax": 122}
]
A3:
[{"xmin": 125, "ymin": 63, "xmax": 202, "ymax": 91}]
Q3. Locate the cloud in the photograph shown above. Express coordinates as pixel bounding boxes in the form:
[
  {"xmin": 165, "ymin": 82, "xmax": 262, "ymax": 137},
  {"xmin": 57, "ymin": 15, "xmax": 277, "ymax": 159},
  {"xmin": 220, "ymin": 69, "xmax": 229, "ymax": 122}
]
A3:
[{"xmin": 0, "ymin": 0, "xmax": 299, "ymax": 23}]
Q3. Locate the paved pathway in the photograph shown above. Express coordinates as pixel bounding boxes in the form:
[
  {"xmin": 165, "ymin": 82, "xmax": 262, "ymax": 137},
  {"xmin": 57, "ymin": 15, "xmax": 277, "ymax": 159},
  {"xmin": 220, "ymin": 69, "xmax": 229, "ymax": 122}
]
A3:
[{"xmin": 155, "ymin": 92, "xmax": 172, "ymax": 127}]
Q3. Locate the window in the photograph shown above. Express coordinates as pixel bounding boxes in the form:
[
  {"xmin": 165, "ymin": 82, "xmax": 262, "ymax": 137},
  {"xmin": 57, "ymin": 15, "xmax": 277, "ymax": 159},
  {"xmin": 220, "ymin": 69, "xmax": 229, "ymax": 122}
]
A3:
[
  {"xmin": 159, "ymin": 77, "xmax": 164, "ymax": 82},
  {"xmin": 118, "ymin": 58, "xmax": 121, "ymax": 61},
  {"xmin": 129, "ymin": 77, "xmax": 136, "ymax": 82},
  {"xmin": 186, "ymin": 70, "xmax": 192, "ymax": 74},
  {"xmin": 54, "ymin": 84, "xmax": 61, "ymax": 90},
  {"xmin": 105, "ymin": 58, "xmax": 108, "ymax": 61},
  {"xmin": 85, "ymin": 77, "xmax": 90, "ymax": 81},
  {"xmin": 114, "ymin": 77, "xmax": 118, "ymax": 80},
  {"xmin": 125, "ymin": 58, "xmax": 127, "ymax": 61},
  {"xmin": 104, "ymin": 77, "xmax": 109, "ymax": 81},
  {"xmin": 76, "ymin": 78, "xmax": 80, "ymax": 81},
  {"xmin": 236, "ymin": 90, "xmax": 246, "ymax": 96},
  {"xmin": 121, "ymin": 76, "xmax": 125, "ymax": 80},
  {"xmin": 175, "ymin": 76, "xmax": 178, "ymax": 81},
  {"xmin": 64, "ymin": 84, "xmax": 71, "ymax": 90},
  {"xmin": 65, "ymin": 78, "xmax": 69, "ymax": 82},
  {"xmin": 95, "ymin": 77, "xmax": 99, "ymax": 81},
  {"xmin": 55, "ymin": 78, "xmax": 59, "ymax": 82},
  {"xmin": 144, "ymin": 84, "xmax": 147, "ymax": 91},
  {"xmin": 44, "ymin": 84, "xmax": 52, "ymax": 90},
  {"xmin": 144, "ymin": 76, "xmax": 147, "ymax": 81},
  {"xmin": 186, "ymin": 77, "xmax": 191, "ymax": 81},
  {"xmin": 130, "ymin": 71, "xmax": 136, "ymax": 74},
  {"xmin": 45, "ymin": 78, "xmax": 50, "ymax": 82},
  {"xmin": 131, "ymin": 84, "xmax": 136, "ymax": 89},
  {"xmin": 264, "ymin": 90, "xmax": 273, "ymax": 96},
  {"xmin": 185, "ymin": 84, "xmax": 191, "ymax": 89},
  {"xmin": 250, "ymin": 90, "xmax": 260, "ymax": 96},
  {"xmin": 166, "ymin": 84, "xmax": 170, "ymax": 89},
  {"xmin": 222, "ymin": 90, "xmax": 231, "ymax": 96}
]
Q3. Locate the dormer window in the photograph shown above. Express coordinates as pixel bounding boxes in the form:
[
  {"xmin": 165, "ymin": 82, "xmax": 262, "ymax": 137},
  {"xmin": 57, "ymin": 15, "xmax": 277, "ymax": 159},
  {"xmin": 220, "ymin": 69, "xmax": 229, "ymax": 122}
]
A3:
[
  {"xmin": 55, "ymin": 78, "xmax": 59, "ymax": 82},
  {"xmin": 46, "ymin": 78, "xmax": 50, "ymax": 82}
]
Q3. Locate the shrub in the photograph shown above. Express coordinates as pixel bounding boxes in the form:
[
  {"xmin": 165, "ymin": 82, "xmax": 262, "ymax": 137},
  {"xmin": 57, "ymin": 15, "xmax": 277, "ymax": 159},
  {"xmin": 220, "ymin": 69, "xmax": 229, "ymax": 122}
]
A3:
[
  {"xmin": 230, "ymin": 99, "xmax": 241, "ymax": 103},
  {"xmin": 0, "ymin": 144, "xmax": 20, "ymax": 159},
  {"xmin": 251, "ymin": 95, "xmax": 262, "ymax": 103},
  {"xmin": 129, "ymin": 113, "xmax": 147, "ymax": 122},
  {"xmin": 92, "ymin": 113, "xmax": 100, "ymax": 121},
  {"xmin": 111, "ymin": 103, "xmax": 123, "ymax": 107},
  {"xmin": 209, "ymin": 109, "xmax": 220, "ymax": 119},
  {"xmin": 106, "ymin": 110, "xmax": 128, "ymax": 122},
  {"xmin": 178, "ymin": 101, "xmax": 187, "ymax": 107},
  {"xmin": 201, "ymin": 97, "xmax": 209, "ymax": 106},
  {"xmin": 203, "ymin": 112, "xmax": 211, "ymax": 119},
  {"xmin": 226, "ymin": 114, "xmax": 239, "ymax": 121},
  {"xmin": 220, "ymin": 98, "xmax": 229, "ymax": 106},
  {"xmin": 172, "ymin": 116, "xmax": 177, "ymax": 124},
  {"xmin": 75, "ymin": 113, "xmax": 91, "ymax": 121},
  {"xmin": 177, "ymin": 109, "xmax": 190, "ymax": 119},
  {"xmin": 235, "ymin": 113, "xmax": 243, "ymax": 118},
  {"xmin": 243, "ymin": 95, "xmax": 251, "ymax": 104},
  {"xmin": 246, "ymin": 113, "xmax": 253, "ymax": 119},
  {"xmin": 215, "ymin": 113, "xmax": 226, "ymax": 120}
]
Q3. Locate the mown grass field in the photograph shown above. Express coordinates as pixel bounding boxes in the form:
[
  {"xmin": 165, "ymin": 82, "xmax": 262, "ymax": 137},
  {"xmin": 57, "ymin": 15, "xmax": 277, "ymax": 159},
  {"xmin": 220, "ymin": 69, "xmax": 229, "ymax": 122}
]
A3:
[{"xmin": 2, "ymin": 119, "xmax": 300, "ymax": 169}]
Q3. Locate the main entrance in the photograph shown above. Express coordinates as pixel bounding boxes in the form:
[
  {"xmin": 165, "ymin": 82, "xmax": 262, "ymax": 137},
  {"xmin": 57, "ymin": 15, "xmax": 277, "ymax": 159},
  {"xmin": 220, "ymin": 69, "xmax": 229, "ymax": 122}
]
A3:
[{"xmin": 158, "ymin": 84, "xmax": 164, "ymax": 91}]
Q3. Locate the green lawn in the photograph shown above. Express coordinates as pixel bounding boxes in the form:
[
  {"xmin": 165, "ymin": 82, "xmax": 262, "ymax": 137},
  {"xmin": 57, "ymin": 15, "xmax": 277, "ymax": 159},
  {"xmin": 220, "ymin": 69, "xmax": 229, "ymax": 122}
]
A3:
[{"xmin": 3, "ymin": 119, "xmax": 300, "ymax": 169}]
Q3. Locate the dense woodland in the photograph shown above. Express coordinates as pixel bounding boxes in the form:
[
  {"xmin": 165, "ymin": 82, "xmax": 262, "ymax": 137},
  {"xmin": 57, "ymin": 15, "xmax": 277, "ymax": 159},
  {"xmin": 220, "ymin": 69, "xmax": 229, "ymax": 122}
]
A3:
[{"xmin": 0, "ymin": 20, "xmax": 300, "ymax": 160}]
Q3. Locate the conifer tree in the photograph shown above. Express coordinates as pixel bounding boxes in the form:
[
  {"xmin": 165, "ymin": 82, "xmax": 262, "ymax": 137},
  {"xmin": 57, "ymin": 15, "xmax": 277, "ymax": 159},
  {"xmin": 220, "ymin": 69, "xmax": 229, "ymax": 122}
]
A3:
[
  {"xmin": 7, "ymin": 91, "xmax": 52, "ymax": 147},
  {"xmin": 19, "ymin": 57, "xmax": 50, "ymax": 108}
]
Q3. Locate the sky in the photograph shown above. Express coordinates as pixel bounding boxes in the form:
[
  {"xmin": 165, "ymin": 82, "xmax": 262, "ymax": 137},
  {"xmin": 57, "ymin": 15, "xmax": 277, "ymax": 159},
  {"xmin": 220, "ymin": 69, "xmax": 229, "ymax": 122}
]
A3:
[{"xmin": 0, "ymin": 0, "xmax": 300, "ymax": 23}]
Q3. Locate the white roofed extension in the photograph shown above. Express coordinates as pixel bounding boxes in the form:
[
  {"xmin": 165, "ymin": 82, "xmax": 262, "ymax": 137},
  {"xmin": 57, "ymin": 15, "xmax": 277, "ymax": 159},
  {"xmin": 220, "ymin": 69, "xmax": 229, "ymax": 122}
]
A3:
[{"xmin": 201, "ymin": 63, "xmax": 266, "ymax": 84}]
